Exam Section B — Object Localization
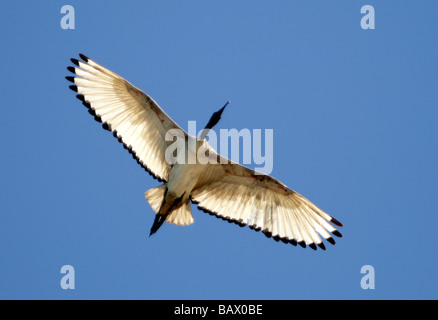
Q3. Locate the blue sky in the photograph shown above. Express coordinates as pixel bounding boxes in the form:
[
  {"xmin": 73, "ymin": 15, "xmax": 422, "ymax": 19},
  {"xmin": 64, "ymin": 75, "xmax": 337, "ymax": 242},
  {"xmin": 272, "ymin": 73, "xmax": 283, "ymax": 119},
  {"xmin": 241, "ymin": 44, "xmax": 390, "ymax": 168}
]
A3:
[{"xmin": 1, "ymin": 1, "xmax": 437, "ymax": 299}]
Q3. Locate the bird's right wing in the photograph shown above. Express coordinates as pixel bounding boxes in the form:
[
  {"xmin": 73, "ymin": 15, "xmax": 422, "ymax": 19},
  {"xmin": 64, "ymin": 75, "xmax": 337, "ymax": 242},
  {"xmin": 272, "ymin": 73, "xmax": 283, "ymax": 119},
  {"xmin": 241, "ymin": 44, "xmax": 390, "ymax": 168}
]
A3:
[{"xmin": 66, "ymin": 53, "xmax": 186, "ymax": 182}]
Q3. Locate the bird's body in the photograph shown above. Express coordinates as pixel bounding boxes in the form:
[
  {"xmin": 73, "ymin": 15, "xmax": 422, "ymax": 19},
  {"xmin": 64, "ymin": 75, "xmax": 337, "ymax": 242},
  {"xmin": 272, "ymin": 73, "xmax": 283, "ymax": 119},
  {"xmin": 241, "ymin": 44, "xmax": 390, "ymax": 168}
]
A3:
[
  {"xmin": 149, "ymin": 155, "xmax": 204, "ymax": 235},
  {"xmin": 66, "ymin": 53, "xmax": 343, "ymax": 250}
]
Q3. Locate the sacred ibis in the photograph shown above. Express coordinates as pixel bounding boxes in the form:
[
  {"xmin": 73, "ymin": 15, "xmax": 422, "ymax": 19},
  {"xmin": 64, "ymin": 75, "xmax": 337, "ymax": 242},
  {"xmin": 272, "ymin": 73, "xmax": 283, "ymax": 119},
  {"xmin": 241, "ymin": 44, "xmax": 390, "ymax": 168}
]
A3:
[{"xmin": 66, "ymin": 53, "xmax": 343, "ymax": 250}]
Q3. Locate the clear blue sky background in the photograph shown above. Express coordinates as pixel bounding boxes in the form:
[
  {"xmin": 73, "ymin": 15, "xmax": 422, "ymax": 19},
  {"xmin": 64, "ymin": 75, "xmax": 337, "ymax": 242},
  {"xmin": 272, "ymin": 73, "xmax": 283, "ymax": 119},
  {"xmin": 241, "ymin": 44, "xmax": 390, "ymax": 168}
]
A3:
[{"xmin": 1, "ymin": 1, "xmax": 437, "ymax": 299}]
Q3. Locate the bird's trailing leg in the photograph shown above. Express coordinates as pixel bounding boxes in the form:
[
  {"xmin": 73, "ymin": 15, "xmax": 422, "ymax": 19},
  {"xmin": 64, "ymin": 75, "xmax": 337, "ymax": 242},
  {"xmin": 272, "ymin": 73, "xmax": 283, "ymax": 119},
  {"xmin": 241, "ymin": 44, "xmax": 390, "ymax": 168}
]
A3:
[
  {"xmin": 149, "ymin": 191, "xmax": 186, "ymax": 237},
  {"xmin": 149, "ymin": 214, "xmax": 168, "ymax": 237}
]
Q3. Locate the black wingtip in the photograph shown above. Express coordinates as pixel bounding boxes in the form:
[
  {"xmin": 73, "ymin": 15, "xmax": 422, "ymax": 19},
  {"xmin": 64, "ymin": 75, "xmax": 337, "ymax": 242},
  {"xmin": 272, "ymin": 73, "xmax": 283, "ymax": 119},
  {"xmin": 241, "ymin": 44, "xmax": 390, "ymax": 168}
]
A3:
[
  {"xmin": 102, "ymin": 122, "xmax": 111, "ymax": 131},
  {"xmin": 332, "ymin": 230, "xmax": 343, "ymax": 238},
  {"xmin": 327, "ymin": 237, "xmax": 336, "ymax": 245},
  {"xmin": 66, "ymin": 66, "xmax": 76, "ymax": 74},
  {"xmin": 78, "ymin": 53, "xmax": 89, "ymax": 62},
  {"xmin": 317, "ymin": 242, "xmax": 326, "ymax": 250},
  {"xmin": 309, "ymin": 243, "xmax": 317, "ymax": 250},
  {"xmin": 69, "ymin": 85, "xmax": 78, "ymax": 92},
  {"xmin": 263, "ymin": 230, "xmax": 272, "ymax": 239},
  {"xmin": 70, "ymin": 58, "xmax": 80, "ymax": 66},
  {"xmin": 298, "ymin": 241, "xmax": 306, "ymax": 248},
  {"xmin": 65, "ymin": 76, "xmax": 75, "ymax": 83},
  {"xmin": 331, "ymin": 217, "xmax": 344, "ymax": 227},
  {"xmin": 76, "ymin": 94, "xmax": 85, "ymax": 102}
]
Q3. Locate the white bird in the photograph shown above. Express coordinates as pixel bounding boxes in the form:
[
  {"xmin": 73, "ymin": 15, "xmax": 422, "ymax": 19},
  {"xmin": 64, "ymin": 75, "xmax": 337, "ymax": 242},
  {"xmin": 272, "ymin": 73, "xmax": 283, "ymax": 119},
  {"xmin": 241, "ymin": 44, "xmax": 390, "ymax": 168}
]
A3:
[{"xmin": 66, "ymin": 53, "xmax": 343, "ymax": 250}]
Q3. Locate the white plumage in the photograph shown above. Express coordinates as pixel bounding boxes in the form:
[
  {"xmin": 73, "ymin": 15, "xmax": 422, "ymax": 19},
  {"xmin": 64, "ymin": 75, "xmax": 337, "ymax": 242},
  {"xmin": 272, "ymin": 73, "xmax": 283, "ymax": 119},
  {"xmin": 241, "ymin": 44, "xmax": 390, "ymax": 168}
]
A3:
[{"xmin": 66, "ymin": 53, "xmax": 343, "ymax": 250}]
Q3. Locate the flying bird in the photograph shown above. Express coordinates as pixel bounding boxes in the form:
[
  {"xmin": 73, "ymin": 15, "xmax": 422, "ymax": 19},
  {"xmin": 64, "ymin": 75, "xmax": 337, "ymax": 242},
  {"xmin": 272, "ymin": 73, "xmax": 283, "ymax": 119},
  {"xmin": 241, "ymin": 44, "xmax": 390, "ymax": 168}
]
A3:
[{"xmin": 66, "ymin": 53, "xmax": 343, "ymax": 250}]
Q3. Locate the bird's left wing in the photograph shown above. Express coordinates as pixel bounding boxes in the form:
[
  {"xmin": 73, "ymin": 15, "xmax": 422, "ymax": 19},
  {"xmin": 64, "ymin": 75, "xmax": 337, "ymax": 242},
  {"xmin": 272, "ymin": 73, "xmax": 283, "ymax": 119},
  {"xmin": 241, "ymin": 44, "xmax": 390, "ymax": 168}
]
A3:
[
  {"xmin": 66, "ymin": 53, "xmax": 186, "ymax": 182},
  {"xmin": 191, "ymin": 145, "xmax": 343, "ymax": 250}
]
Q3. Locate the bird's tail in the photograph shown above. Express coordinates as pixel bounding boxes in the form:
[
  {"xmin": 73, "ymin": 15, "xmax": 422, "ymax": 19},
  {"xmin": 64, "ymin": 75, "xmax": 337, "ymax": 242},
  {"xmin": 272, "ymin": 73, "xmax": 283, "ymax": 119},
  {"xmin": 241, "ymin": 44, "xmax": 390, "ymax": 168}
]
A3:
[
  {"xmin": 145, "ymin": 184, "xmax": 167, "ymax": 213},
  {"xmin": 145, "ymin": 185, "xmax": 194, "ymax": 236}
]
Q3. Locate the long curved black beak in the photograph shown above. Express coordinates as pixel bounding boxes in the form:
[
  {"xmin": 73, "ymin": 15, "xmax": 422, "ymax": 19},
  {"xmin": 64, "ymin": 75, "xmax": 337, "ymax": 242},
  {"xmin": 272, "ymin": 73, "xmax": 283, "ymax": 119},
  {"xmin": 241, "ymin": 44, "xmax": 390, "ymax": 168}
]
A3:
[{"xmin": 198, "ymin": 100, "xmax": 230, "ymax": 140}]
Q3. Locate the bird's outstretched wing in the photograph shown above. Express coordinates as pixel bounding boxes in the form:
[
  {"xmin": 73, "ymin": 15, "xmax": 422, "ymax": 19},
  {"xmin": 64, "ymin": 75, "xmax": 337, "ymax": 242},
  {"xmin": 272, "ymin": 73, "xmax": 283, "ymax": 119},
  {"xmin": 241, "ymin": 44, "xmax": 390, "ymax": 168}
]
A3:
[
  {"xmin": 66, "ymin": 53, "xmax": 185, "ymax": 182},
  {"xmin": 191, "ymin": 145, "xmax": 343, "ymax": 250}
]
